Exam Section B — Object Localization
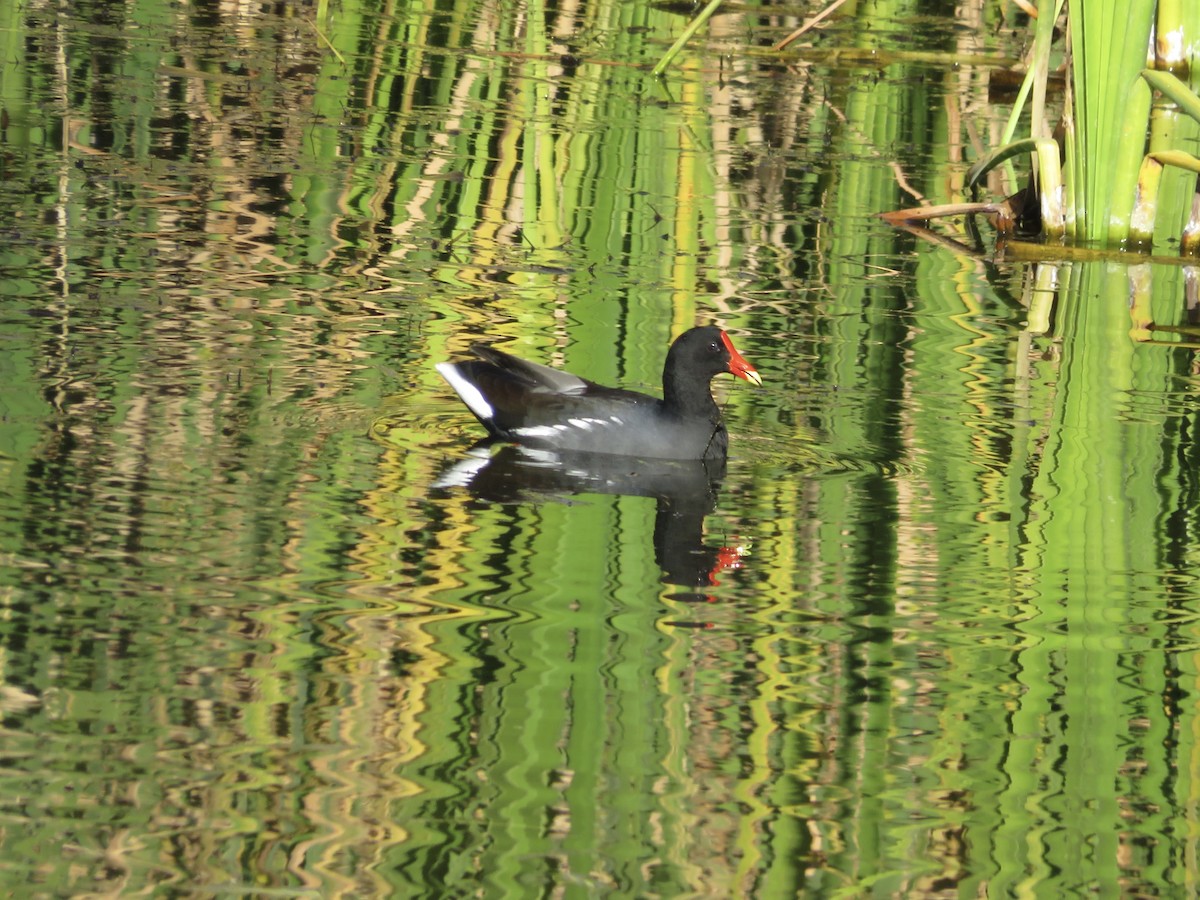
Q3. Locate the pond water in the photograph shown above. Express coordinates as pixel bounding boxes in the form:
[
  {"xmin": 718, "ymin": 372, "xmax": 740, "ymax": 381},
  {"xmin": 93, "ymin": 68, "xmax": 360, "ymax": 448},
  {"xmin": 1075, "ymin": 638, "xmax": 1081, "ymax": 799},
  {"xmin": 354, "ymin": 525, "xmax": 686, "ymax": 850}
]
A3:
[{"xmin": 2, "ymin": 0, "xmax": 1200, "ymax": 896}]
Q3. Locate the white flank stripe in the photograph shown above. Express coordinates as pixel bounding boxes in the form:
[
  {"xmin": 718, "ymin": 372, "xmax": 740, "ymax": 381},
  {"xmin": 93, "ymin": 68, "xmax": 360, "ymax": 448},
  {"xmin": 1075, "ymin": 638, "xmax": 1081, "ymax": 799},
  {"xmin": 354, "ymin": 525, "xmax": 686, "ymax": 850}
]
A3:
[
  {"xmin": 513, "ymin": 425, "xmax": 562, "ymax": 438},
  {"xmin": 518, "ymin": 447, "xmax": 561, "ymax": 465},
  {"xmin": 568, "ymin": 418, "xmax": 592, "ymax": 430},
  {"xmin": 436, "ymin": 363, "xmax": 494, "ymax": 421}
]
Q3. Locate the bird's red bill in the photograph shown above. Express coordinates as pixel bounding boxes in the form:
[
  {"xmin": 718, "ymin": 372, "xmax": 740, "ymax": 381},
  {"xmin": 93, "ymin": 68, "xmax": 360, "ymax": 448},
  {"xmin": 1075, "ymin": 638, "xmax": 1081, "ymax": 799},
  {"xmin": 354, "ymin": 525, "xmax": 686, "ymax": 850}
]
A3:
[{"xmin": 720, "ymin": 332, "xmax": 763, "ymax": 385}]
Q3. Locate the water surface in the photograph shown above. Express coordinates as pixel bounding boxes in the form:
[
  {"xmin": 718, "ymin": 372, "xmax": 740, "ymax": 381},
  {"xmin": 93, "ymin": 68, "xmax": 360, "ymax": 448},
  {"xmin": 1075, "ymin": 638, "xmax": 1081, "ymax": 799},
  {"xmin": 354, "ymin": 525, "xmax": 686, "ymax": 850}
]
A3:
[{"xmin": 1, "ymin": 1, "xmax": 1198, "ymax": 896}]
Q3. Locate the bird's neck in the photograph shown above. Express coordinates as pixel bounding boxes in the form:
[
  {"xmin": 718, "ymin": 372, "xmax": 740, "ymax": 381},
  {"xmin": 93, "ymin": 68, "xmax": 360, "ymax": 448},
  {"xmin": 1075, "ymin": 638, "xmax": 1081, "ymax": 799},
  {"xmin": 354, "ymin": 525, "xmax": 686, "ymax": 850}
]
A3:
[{"xmin": 663, "ymin": 369, "xmax": 720, "ymax": 419}]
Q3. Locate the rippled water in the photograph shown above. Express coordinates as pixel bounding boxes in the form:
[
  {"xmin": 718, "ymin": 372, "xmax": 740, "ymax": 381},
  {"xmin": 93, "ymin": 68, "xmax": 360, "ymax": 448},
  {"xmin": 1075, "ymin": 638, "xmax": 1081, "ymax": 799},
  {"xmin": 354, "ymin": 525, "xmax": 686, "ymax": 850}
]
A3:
[{"xmin": 2, "ymin": 0, "xmax": 1200, "ymax": 896}]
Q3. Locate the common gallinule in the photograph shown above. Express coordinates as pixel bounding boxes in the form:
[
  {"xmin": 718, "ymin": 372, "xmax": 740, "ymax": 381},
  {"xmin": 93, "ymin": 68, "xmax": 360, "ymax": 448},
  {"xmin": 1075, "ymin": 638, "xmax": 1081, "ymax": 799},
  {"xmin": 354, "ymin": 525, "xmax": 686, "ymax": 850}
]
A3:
[{"xmin": 436, "ymin": 325, "xmax": 761, "ymax": 460}]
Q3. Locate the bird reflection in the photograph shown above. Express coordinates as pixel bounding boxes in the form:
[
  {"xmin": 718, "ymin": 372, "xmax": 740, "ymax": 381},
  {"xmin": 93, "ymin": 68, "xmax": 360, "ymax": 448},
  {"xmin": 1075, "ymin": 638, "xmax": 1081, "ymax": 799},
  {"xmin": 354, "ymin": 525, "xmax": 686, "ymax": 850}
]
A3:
[{"xmin": 434, "ymin": 443, "xmax": 745, "ymax": 595}]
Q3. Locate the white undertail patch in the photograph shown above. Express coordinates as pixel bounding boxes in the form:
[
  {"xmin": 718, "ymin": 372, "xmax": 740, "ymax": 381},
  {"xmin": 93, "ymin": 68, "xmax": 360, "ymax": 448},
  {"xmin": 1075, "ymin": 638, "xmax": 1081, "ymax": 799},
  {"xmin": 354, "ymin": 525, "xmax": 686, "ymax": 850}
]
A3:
[
  {"xmin": 436, "ymin": 363, "xmax": 494, "ymax": 421},
  {"xmin": 431, "ymin": 453, "xmax": 492, "ymax": 489}
]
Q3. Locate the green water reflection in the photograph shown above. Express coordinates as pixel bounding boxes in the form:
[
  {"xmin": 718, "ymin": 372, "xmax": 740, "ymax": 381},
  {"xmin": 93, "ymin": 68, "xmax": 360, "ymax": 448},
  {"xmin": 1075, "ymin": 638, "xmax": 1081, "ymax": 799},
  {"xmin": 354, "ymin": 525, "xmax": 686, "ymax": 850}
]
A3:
[{"xmin": 1, "ymin": 0, "xmax": 1199, "ymax": 896}]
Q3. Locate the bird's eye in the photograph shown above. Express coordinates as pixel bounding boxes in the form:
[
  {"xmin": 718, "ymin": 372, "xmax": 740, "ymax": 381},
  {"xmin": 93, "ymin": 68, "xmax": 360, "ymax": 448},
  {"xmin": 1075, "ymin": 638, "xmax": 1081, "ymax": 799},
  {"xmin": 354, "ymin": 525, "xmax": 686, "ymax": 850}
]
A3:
[{"xmin": 709, "ymin": 341, "xmax": 720, "ymax": 352}]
